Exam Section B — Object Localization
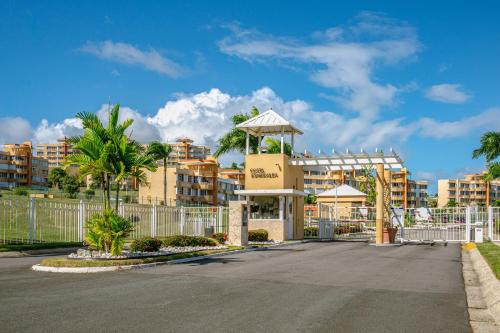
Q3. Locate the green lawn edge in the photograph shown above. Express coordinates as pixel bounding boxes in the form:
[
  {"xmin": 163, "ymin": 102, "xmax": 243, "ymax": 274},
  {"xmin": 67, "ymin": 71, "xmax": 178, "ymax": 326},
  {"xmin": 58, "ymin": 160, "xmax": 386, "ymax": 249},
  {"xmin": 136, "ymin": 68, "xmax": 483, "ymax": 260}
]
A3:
[
  {"xmin": 476, "ymin": 242, "xmax": 500, "ymax": 280},
  {"xmin": 0, "ymin": 242, "xmax": 82, "ymax": 252},
  {"xmin": 40, "ymin": 245, "xmax": 244, "ymax": 268}
]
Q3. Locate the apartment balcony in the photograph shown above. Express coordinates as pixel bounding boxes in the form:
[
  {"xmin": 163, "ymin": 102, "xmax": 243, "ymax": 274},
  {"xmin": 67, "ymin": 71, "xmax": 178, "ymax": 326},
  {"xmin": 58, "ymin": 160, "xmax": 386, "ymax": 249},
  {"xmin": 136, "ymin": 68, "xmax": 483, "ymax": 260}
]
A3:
[
  {"xmin": 193, "ymin": 195, "xmax": 214, "ymax": 203},
  {"xmin": 198, "ymin": 182, "xmax": 214, "ymax": 190},
  {"xmin": 193, "ymin": 170, "xmax": 215, "ymax": 177}
]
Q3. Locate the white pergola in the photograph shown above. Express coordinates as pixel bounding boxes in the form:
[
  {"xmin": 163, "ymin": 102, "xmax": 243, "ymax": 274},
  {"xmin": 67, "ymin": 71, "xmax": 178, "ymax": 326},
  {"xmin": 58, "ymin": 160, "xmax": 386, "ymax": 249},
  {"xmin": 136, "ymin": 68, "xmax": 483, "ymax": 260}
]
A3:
[
  {"xmin": 290, "ymin": 151, "xmax": 404, "ymax": 171},
  {"xmin": 236, "ymin": 109, "xmax": 303, "ymax": 155}
]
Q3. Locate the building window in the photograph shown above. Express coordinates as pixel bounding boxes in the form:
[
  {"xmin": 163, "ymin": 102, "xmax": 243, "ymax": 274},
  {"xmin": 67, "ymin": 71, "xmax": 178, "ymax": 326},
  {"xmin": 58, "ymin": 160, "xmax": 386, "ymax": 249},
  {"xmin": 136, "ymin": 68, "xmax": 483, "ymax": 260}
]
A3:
[{"xmin": 250, "ymin": 196, "xmax": 280, "ymax": 219}]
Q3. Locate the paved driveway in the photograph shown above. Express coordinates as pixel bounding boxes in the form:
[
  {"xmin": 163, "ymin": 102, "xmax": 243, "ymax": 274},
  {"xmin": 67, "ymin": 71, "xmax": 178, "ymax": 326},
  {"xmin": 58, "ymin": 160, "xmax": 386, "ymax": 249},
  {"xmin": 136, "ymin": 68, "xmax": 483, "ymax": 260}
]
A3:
[{"xmin": 0, "ymin": 242, "xmax": 470, "ymax": 332}]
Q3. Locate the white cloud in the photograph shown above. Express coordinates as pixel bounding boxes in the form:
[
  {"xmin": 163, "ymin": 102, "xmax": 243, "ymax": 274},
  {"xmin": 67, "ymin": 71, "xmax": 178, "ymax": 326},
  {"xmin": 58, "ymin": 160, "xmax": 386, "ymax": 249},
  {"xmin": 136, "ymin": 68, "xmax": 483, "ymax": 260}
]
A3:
[
  {"xmin": 33, "ymin": 118, "xmax": 83, "ymax": 143},
  {"xmin": 5, "ymin": 88, "xmax": 499, "ymax": 167},
  {"xmin": 80, "ymin": 40, "xmax": 184, "ymax": 77},
  {"xmin": 218, "ymin": 12, "xmax": 420, "ymax": 118},
  {"xmin": 96, "ymin": 105, "xmax": 161, "ymax": 143},
  {"xmin": 425, "ymin": 84, "xmax": 471, "ymax": 104},
  {"xmin": 416, "ymin": 108, "xmax": 500, "ymax": 139},
  {"xmin": 0, "ymin": 117, "xmax": 33, "ymax": 146}
]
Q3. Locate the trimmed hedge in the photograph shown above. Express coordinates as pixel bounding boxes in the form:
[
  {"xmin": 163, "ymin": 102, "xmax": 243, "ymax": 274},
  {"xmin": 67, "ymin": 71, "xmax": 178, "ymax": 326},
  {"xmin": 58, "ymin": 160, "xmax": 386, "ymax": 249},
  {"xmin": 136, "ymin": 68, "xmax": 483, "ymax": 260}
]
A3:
[
  {"xmin": 211, "ymin": 233, "xmax": 227, "ymax": 244},
  {"xmin": 130, "ymin": 237, "xmax": 163, "ymax": 252},
  {"xmin": 162, "ymin": 235, "xmax": 217, "ymax": 247},
  {"xmin": 248, "ymin": 229, "xmax": 269, "ymax": 242},
  {"xmin": 304, "ymin": 226, "xmax": 318, "ymax": 237}
]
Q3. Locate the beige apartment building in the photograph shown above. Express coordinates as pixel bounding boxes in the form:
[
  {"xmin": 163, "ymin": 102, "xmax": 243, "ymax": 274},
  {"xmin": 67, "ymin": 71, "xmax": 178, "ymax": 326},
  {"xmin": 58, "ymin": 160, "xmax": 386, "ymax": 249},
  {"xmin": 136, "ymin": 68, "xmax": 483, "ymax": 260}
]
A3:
[
  {"xmin": 438, "ymin": 172, "xmax": 500, "ymax": 207},
  {"xmin": 168, "ymin": 137, "xmax": 211, "ymax": 162},
  {"xmin": 0, "ymin": 142, "xmax": 49, "ymax": 190},
  {"xmin": 304, "ymin": 167, "xmax": 428, "ymax": 208},
  {"xmin": 217, "ymin": 168, "xmax": 245, "ymax": 206},
  {"xmin": 36, "ymin": 138, "xmax": 77, "ymax": 168},
  {"xmin": 139, "ymin": 158, "xmax": 219, "ymax": 206}
]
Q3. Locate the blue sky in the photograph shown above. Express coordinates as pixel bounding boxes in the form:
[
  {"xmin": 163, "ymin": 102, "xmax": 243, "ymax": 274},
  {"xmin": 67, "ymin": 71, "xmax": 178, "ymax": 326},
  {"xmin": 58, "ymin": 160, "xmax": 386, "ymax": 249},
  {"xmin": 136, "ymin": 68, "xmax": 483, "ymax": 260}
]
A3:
[{"xmin": 1, "ymin": 1, "xmax": 499, "ymax": 193}]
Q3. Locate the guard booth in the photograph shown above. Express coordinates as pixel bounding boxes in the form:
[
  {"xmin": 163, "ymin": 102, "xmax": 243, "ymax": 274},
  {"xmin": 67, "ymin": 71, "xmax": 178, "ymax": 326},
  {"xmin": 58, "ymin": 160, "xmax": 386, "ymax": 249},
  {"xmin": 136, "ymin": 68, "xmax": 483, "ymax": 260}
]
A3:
[{"xmin": 234, "ymin": 110, "xmax": 306, "ymax": 241}]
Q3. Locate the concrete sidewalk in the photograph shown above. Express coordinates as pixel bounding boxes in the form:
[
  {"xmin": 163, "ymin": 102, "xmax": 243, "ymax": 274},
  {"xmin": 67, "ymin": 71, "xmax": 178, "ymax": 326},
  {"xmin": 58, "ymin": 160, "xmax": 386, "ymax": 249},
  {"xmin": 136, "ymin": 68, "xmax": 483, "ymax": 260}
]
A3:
[{"xmin": 0, "ymin": 241, "xmax": 470, "ymax": 332}]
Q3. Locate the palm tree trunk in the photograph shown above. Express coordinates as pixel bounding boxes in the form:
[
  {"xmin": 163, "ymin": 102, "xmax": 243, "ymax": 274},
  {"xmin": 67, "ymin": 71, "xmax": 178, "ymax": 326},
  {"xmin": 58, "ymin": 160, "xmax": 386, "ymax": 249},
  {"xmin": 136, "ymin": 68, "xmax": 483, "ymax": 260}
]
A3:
[
  {"xmin": 101, "ymin": 172, "xmax": 106, "ymax": 208},
  {"xmin": 106, "ymin": 173, "xmax": 111, "ymax": 210},
  {"xmin": 163, "ymin": 157, "xmax": 167, "ymax": 205},
  {"xmin": 115, "ymin": 183, "xmax": 120, "ymax": 212}
]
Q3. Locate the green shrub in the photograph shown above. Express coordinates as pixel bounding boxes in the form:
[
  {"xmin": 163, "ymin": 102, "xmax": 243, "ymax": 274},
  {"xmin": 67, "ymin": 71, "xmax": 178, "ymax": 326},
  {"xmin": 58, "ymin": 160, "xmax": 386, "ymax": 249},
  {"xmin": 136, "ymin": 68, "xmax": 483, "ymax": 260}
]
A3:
[
  {"xmin": 162, "ymin": 235, "xmax": 217, "ymax": 247},
  {"xmin": 211, "ymin": 233, "xmax": 227, "ymax": 244},
  {"xmin": 85, "ymin": 189, "xmax": 95, "ymax": 200},
  {"xmin": 130, "ymin": 237, "xmax": 163, "ymax": 252},
  {"xmin": 304, "ymin": 226, "xmax": 318, "ymax": 237},
  {"xmin": 14, "ymin": 187, "xmax": 28, "ymax": 196},
  {"xmin": 85, "ymin": 209, "xmax": 134, "ymax": 256},
  {"xmin": 248, "ymin": 229, "xmax": 268, "ymax": 242}
]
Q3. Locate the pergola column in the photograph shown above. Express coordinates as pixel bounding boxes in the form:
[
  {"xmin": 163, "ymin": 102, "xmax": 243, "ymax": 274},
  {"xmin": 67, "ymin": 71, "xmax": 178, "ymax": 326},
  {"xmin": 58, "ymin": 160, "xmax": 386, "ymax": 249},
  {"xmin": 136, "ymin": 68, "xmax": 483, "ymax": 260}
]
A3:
[
  {"xmin": 257, "ymin": 134, "xmax": 261, "ymax": 154},
  {"xmin": 291, "ymin": 133, "xmax": 294, "ymax": 156},
  {"xmin": 376, "ymin": 163, "xmax": 384, "ymax": 245},
  {"xmin": 280, "ymin": 128, "xmax": 284, "ymax": 154},
  {"xmin": 245, "ymin": 132, "xmax": 250, "ymax": 155}
]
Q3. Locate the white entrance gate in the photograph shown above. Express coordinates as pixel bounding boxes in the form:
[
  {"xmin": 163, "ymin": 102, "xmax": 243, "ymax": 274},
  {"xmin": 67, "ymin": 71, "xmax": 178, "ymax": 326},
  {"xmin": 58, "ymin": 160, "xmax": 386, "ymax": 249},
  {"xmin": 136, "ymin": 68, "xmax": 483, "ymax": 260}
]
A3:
[{"xmin": 489, "ymin": 207, "xmax": 500, "ymax": 241}]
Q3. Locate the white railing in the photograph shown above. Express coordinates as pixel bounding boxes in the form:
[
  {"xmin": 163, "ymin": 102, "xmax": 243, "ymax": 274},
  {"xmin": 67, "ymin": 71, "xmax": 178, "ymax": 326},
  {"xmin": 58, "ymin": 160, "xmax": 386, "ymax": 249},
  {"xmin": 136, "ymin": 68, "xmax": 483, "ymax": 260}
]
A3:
[
  {"xmin": 0, "ymin": 198, "xmax": 228, "ymax": 244},
  {"xmin": 306, "ymin": 204, "xmax": 497, "ymax": 243}
]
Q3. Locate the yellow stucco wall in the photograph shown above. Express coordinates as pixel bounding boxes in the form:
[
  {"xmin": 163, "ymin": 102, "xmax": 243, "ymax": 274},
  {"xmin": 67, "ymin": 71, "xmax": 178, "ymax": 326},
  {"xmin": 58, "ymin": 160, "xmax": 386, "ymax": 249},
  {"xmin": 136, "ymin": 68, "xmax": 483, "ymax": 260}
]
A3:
[
  {"xmin": 244, "ymin": 154, "xmax": 304, "ymax": 191},
  {"xmin": 139, "ymin": 166, "xmax": 178, "ymax": 204},
  {"xmin": 245, "ymin": 154, "xmax": 304, "ymax": 240}
]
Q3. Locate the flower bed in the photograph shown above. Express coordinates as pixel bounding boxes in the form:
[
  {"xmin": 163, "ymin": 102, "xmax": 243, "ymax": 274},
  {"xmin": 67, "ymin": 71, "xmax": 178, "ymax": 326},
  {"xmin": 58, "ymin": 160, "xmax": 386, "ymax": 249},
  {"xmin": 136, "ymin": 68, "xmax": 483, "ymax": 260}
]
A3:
[{"xmin": 68, "ymin": 245, "xmax": 228, "ymax": 260}]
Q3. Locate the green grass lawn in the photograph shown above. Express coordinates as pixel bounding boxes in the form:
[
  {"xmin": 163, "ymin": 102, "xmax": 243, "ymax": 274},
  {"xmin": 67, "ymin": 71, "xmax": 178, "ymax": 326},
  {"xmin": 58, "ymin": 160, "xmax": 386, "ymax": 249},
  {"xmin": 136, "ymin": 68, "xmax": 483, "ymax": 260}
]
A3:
[
  {"xmin": 0, "ymin": 242, "xmax": 82, "ymax": 252},
  {"xmin": 476, "ymin": 241, "xmax": 500, "ymax": 279},
  {"xmin": 40, "ymin": 246, "xmax": 243, "ymax": 267}
]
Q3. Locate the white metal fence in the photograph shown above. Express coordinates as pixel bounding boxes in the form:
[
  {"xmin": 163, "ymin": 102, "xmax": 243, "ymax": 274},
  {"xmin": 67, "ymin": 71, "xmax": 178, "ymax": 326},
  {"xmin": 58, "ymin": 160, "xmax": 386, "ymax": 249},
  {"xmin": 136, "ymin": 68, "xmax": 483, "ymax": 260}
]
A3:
[
  {"xmin": 306, "ymin": 204, "xmax": 499, "ymax": 243},
  {"xmin": 0, "ymin": 198, "xmax": 228, "ymax": 244}
]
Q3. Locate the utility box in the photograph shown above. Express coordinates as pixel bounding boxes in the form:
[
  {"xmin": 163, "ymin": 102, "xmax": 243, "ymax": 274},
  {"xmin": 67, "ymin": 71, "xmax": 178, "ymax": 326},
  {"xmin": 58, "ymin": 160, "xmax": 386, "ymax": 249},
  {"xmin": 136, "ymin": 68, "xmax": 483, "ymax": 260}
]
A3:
[{"xmin": 474, "ymin": 222, "xmax": 484, "ymax": 243}]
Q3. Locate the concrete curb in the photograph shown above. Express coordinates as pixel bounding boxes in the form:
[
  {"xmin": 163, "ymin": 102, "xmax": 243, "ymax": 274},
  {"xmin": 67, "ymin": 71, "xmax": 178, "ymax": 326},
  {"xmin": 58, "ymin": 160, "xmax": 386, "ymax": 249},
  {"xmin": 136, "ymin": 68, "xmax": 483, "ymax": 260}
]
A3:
[
  {"xmin": 31, "ymin": 240, "xmax": 313, "ymax": 273},
  {"xmin": 462, "ymin": 246, "xmax": 500, "ymax": 332}
]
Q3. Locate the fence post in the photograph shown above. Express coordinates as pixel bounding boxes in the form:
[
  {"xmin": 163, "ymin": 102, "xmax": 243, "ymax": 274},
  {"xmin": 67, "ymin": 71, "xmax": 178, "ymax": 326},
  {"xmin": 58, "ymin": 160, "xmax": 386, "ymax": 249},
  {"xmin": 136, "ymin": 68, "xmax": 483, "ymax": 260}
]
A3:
[
  {"xmin": 488, "ymin": 206, "xmax": 493, "ymax": 240},
  {"xmin": 78, "ymin": 200, "xmax": 84, "ymax": 242},
  {"xmin": 400, "ymin": 209, "xmax": 406, "ymax": 242},
  {"xmin": 151, "ymin": 204, "xmax": 157, "ymax": 237},
  {"xmin": 465, "ymin": 206, "xmax": 471, "ymax": 243},
  {"xmin": 29, "ymin": 198, "xmax": 35, "ymax": 244},
  {"xmin": 119, "ymin": 202, "xmax": 125, "ymax": 216},
  {"xmin": 180, "ymin": 206, "xmax": 185, "ymax": 235}
]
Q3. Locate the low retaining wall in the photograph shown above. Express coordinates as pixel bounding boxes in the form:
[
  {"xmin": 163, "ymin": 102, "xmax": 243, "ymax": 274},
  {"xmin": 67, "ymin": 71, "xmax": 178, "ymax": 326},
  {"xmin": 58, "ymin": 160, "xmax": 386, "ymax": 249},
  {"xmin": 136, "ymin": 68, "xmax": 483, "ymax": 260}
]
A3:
[{"xmin": 248, "ymin": 219, "xmax": 286, "ymax": 241}]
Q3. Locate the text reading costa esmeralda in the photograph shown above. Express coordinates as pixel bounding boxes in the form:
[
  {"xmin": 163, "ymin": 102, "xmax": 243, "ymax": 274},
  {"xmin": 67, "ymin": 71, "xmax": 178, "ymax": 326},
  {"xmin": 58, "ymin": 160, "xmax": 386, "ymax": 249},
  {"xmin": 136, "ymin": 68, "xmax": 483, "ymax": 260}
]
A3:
[{"xmin": 250, "ymin": 168, "xmax": 278, "ymax": 178}]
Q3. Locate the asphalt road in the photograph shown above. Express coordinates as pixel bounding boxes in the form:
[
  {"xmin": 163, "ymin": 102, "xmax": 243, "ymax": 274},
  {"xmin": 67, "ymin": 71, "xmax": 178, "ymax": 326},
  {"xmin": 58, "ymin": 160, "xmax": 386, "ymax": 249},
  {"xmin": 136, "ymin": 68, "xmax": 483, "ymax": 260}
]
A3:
[{"xmin": 0, "ymin": 242, "xmax": 470, "ymax": 333}]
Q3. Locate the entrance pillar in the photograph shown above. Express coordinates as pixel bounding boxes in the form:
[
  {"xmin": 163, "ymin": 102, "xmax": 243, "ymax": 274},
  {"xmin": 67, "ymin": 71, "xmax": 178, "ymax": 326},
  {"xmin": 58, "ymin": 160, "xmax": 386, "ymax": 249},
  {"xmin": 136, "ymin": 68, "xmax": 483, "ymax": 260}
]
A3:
[
  {"xmin": 376, "ymin": 164, "xmax": 385, "ymax": 245},
  {"xmin": 228, "ymin": 201, "xmax": 248, "ymax": 246}
]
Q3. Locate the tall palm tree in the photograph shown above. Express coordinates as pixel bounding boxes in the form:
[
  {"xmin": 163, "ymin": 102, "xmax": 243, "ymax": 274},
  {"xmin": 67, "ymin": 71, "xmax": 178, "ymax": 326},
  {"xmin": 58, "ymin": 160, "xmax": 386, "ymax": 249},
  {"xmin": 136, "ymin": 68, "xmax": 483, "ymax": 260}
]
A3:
[
  {"xmin": 65, "ymin": 104, "xmax": 154, "ymax": 211},
  {"xmin": 214, "ymin": 107, "xmax": 261, "ymax": 157},
  {"xmin": 111, "ymin": 137, "xmax": 157, "ymax": 210},
  {"xmin": 147, "ymin": 141, "xmax": 172, "ymax": 205},
  {"xmin": 473, "ymin": 131, "xmax": 500, "ymax": 180}
]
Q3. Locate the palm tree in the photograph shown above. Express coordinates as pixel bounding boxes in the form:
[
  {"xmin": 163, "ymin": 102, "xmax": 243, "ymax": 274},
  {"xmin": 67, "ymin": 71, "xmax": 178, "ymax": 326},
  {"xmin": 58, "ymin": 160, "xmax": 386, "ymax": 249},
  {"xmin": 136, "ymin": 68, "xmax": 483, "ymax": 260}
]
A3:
[
  {"xmin": 65, "ymin": 104, "xmax": 155, "ymax": 210},
  {"xmin": 147, "ymin": 141, "xmax": 172, "ymax": 205},
  {"xmin": 473, "ymin": 131, "xmax": 500, "ymax": 181},
  {"xmin": 214, "ymin": 107, "xmax": 260, "ymax": 157},
  {"xmin": 264, "ymin": 137, "xmax": 292, "ymax": 156},
  {"xmin": 111, "ymin": 137, "xmax": 156, "ymax": 210}
]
